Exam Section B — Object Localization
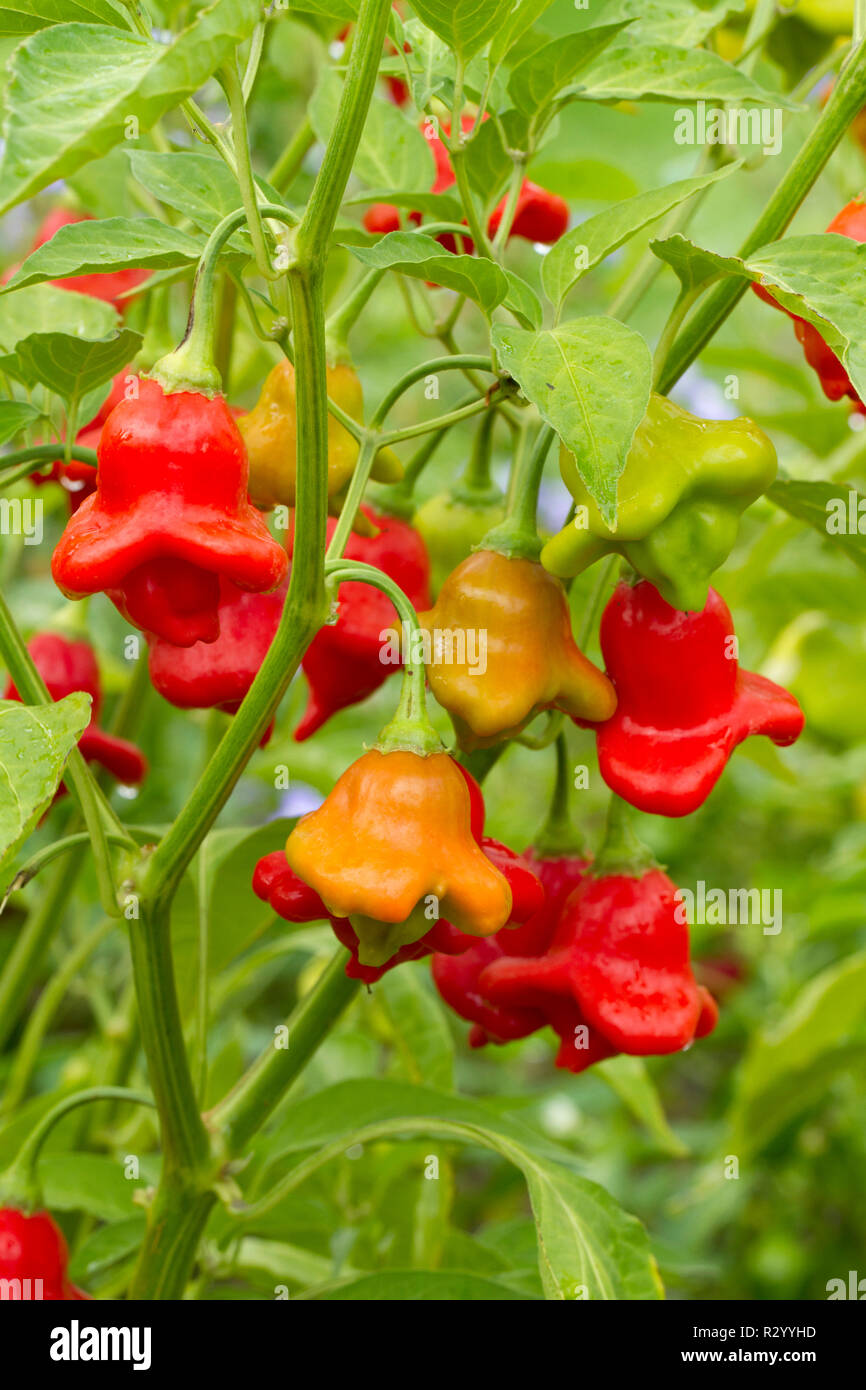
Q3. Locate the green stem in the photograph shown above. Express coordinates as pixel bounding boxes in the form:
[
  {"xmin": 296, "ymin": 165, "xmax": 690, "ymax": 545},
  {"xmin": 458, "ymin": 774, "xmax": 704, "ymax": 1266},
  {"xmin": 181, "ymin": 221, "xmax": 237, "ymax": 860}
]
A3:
[
  {"xmin": 491, "ymin": 158, "xmax": 526, "ymax": 256},
  {"xmin": 267, "ymin": 115, "xmax": 315, "ymax": 193},
  {"xmin": 460, "ymin": 405, "xmax": 499, "ymax": 495},
  {"xmin": 0, "ymin": 442, "xmax": 97, "ymax": 474},
  {"xmin": 652, "ymin": 288, "xmax": 699, "ymax": 389},
  {"xmin": 0, "ymin": 849, "xmax": 86, "ymax": 1050},
  {"xmin": 370, "ymin": 354, "xmax": 495, "ymax": 428},
  {"xmin": 532, "ymin": 733, "xmax": 585, "ymax": 857},
  {"xmin": 449, "ymin": 64, "xmax": 494, "ymax": 259},
  {"xmin": 221, "ymin": 57, "xmax": 273, "ymax": 279},
  {"xmin": 593, "ymin": 794, "xmax": 657, "ymax": 879},
  {"xmin": 1, "ymin": 831, "xmax": 131, "ymax": 913},
  {"xmin": 209, "ymin": 950, "xmax": 359, "ymax": 1157},
  {"xmin": 325, "ymin": 267, "xmax": 386, "ymax": 364},
  {"xmin": 658, "ymin": 39, "xmax": 866, "ymax": 393},
  {"xmin": 326, "ymin": 436, "xmax": 378, "ymax": 559},
  {"xmin": 380, "ymin": 394, "xmax": 500, "ymax": 447},
  {"xmin": 481, "ymin": 423, "xmax": 554, "ymax": 559}
]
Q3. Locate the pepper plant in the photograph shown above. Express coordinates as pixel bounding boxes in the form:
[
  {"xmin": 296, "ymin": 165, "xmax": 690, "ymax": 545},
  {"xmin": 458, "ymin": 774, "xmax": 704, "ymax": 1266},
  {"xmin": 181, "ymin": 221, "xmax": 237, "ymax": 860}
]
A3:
[{"xmin": 0, "ymin": 0, "xmax": 865, "ymax": 1304}]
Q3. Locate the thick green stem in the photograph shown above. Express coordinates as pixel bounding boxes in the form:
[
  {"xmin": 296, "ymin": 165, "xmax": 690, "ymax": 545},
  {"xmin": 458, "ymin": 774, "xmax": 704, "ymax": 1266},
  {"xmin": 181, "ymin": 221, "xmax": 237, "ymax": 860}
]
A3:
[{"xmin": 481, "ymin": 423, "xmax": 554, "ymax": 559}]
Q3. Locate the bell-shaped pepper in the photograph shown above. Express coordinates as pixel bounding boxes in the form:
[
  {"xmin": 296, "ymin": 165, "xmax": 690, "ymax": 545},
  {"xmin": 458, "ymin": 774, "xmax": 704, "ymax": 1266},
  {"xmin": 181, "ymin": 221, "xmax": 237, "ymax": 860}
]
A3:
[
  {"xmin": 291, "ymin": 505, "xmax": 431, "ymax": 740},
  {"xmin": 541, "ymin": 394, "xmax": 777, "ymax": 612},
  {"xmin": 752, "ymin": 198, "xmax": 866, "ymax": 412},
  {"xmin": 51, "ymin": 376, "xmax": 287, "ymax": 647},
  {"xmin": 587, "ymin": 578, "xmax": 805, "ymax": 817},
  {"xmin": 4, "ymin": 632, "xmax": 147, "ymax": 786},
  {"xmin": 254, "ymin": 834, "xmax": 543, "ymax": 984},
  {"xmin": 31, "ymin": 370, "xmax": 129, "ymax": 514},
  {"xmin": 0, "ymin": 1206, "xmax": 88, "ymax": 1300},
  {"xmin": 147, "ymin": 577, "xmax": 287, "ymax": 719},
  {"xmin": 479, "ymin": 868, "xmax": 718, "ymax": 1069},
  {"xmin": 238, "ymin": 359, "xmax": 402, "ymax": 511},
  {"xmin": 283, "ymin": 749, "xmax": 514, "ymax": 967},
  {"xmin": 417, "ymin": 548, "xmax": 616, "ymax": 749},
  {"xmin": 431, "ymin": 849, "xmax": 588, "ymax": 1048}
]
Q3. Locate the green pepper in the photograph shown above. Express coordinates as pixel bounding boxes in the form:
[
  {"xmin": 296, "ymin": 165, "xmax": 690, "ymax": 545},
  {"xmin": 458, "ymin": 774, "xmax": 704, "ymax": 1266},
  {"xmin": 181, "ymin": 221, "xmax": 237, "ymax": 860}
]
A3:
[
  {"xmin": 414, "ymin": 480, "xmax": 506, "ymax": 595},
  {"xmin": 541, "ymin": 393, "xmax": 777, "ymax": 612}
]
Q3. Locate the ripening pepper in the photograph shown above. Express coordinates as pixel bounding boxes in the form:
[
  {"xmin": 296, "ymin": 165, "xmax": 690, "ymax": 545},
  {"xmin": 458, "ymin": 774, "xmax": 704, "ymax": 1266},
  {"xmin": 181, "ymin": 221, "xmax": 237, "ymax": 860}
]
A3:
[
  {"xmin": 417, "ymin": 548, "xmax": 616, "ymax": 750},
  {"xmin": 0, "ymin": 1206, "xmax": 89, "ymax": 1300},
  {"xmin": 432, "ymin": 849, "xmax": 589, "ymax": 1048},
  {"xmin": 4, "ymin": 633, "xmax": 147, "ymax": 787},
  {"xmin": 752, "ymin": 199, "xmax": 866, "ymax": 412},
  {"xmin": 254, "ymin": 835, "xmax": 543, "ymax": 983},
  {"xmin": 541, "ymin": 394, "xmax": 777, "ymax": 612},
  {"xmin": 585, "ymin": 579, "xmax": 805, "ymax": 817},
  {"xmin": 479, "ymin": 868, "xmax": 718, "ymax": 1072},
  {"xmin": 284, "ymin": 749, "xmax": 515, "ymax": 966},
  {"xmin": 14, "ymin": 209, "xmax": 146, "ymax": 309},
  {"xmin": 147, "ymin": 577, "xmax": 286, "ymax": 720},
  {"xmin": 31, "ymin": 370, "xmax": 129, "ymax": 514},
  {"xmin": 51, "ymin": 376, "xmax": 287, "ymax": 647},
  {"xmin": 290, "ymin": 505, "xmax": 431, "ymax": 740},
  {"xmin": 413, "ymin": 481, "xmax": 506, "ymax": 595},
  {"xmin": 237, "ymin": 359, "xmax": 402, "ymax": 511}
]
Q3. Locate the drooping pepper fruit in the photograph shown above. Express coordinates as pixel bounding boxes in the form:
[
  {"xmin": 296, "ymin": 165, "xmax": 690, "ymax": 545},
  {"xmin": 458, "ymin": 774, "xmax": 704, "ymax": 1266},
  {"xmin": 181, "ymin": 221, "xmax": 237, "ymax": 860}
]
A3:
[
  {"xmin": 31, "ymin": 369, "xmax": 128, "ymax": 514},
  {"xmin": 4, "ymin": 633, "xmax": 147, "ymax": 786},
  {"xmin": 417, "ymin": 548, "xmax": 616, "ymax": 750},
  {"xmin": 237, "ymin": 359, "xmax": 402, "ymax": 512},
  {"xmin": 479, "ymin": 868, "xmax": 718, "ymax": 1072},
  {"xmin": 290, "ymin": 504, "xmax": 431, "ymax": 740},
  {"xmin": 0, "ymin": 1206, "xmax": 88, "ymax": 1300},
  {"xmin": 541, "ymin": 394, "xmax": 777, "ymax": 612},
  {"xmin": 752, "ymin": 198, "xmax": 866, "ymax": 412},
  {"xmin": 14, "ymin": 209, "xmax": 146, "ymax": 309},
  {"xmin": 432, "ymin": 849, "xmax": 589, "ymax": 1048},
  {"xmin": 585, "ymin": 579, "xmax": 805, "ymax": 817},
  {"xmin": 147, "ymin": 577, "xmax": 287, "ymax": 719},
  {"xmin": 283, "ymin": 750, "xmax": 515, "ymax": 966},
  {"xmin": 51, "ymin": 376, "xmax": 287, "ymax": 647}
]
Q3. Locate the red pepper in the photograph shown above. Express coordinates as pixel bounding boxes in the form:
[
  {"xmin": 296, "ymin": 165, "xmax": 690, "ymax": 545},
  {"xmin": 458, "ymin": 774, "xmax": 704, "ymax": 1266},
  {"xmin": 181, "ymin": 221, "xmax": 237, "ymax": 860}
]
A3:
[
  {"xmin": 51, "ymin": 376, "xmax": 287, "ymax": 647},
  {"xmin": 585, "ymin": 579, "xmax": 804, "ymax": 818},
  {"xmin": 752, "ymin": 198, "xmax": 866, "ymax": 412},
  {"xmin": 4, "ymin": 632, "xmax": 147, "ymax": 786},
  {"xmin": 478, "ymin": 869, "xmax": 718, "ymax": 1072},
  {"xmin": 0, "ymin": 1206, "xmax": 88, "ymax": 1300},
  {"xmin": 26, "ymin": 209, "xmax": 146, "ymax": 309},
  {"xmin": 147, "ymin": 577, "xmax": 287, "ymax": 718},
  {"xmin": 31, "ymin": 369, "xmax": 128, "ymax": 514},
  {"xmin": 290, "ymin": 504, "xmax": 431, "ymax": 740}
]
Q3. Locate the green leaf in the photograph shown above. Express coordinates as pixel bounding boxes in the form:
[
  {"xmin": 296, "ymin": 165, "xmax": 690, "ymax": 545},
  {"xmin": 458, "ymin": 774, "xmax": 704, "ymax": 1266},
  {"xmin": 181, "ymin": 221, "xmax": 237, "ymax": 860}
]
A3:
[
  {"xmin": 0, "ymin": 282, "xmax": 117, "ymax": 352},
  {"xmin": 345, "ymin": 188, "xmax": 463, "ymax": 222},
  {"xmin": 491, "ymin": 317, "xmax": 652, "ymax": 527},
  {"xmin": 0, "ymin": 0, "xmax": 125, "ymax": 34},
  {"xmin": 67, "ymin": 1216, "xmax": 146, "ymax": 1284},
  {"xmin": 577, "ymin": 39, "xmax": 797, "ymax": 106},
  {"xmin": 376, "ymin": 968, "xmax": 455, "ymax": 1091},
  {"xmin": 488, "ymin": 0, "xmax": 555, "ymax": 71},
  {"xmin": 508, "ymin": 22, "xmax": 633, "ymax": 117},
  {"xmin": 729, "ymin": 952, "xmax": 866, "ymax": 1153},
  {"xmin": 0, "ymin": 0, "xmax": 261, "ymax": 214},
  {"xmin": 650, "ymin": 231, "xmax": 742, "ymax": 294},
  {"xmin": 3, "ymin": 216, "xmax": 204, "ymax": 291},
  {"xmin": 408, "ymin": 0, "xmax": 517, "ymax": 64},
  {"xmin": 400, "ymin": 17, "xmax": 452, "ymax": 110},
  {"xmin": 39, "ymin": 1152, "xmax": 148, "ymax": 1222},
  {"xmin": 348, "ymin": 231, "xmax": 509, "ymax": 314},
  {"xmin": 502, "ymin": 268, "xmax": 543, "ymax": 329},
  {"xmin": 767, "ymin": 479, "xmax": 866, "ymax": 576},
  {"xmin": 309, "ymin": 1270, "xmax": 532, "ymax": 1299},
  {"xmin": 0, "ymin": 399, "xmax": 39, "ymax": 444},
  {"xmin": 464, "ymin": 108, "xmax": 530, "ymax": 204},
  {"xmin": 595, "ymin": 1056, "xmax": 688, "ymax": 1157},
  {"xmin": 0, "ymin": 693, "xmax": 90, "ymax": 872},
  {"xmin": 309, "ymin": 67, "xmax": 434, "ymax": 193},
  {"xmin": 600, "ymin": 0, "xmax": 748, "ymax": 46},
  {"xmin": 259, "ymin": 1079, "xmax": 661, "ymax": 1300},
  {"xmin": 236, "ymin": 1236, "xmax": 359, "ymax": 1289},
  {"xmin": 542, "ymin": 164, "xmax": 739, "ymax": 307},
  {"xmin": 11, "ymin": 326, "xmax": 141, "ymax": 401},
  {"xmin": 129, "ymin": 148, "xmax": 277, "ymax": 237}
]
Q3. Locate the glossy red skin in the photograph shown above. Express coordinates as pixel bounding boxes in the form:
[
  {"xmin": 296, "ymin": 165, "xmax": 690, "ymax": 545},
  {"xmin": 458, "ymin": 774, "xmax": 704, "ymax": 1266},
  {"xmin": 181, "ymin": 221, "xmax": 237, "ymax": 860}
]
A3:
[
  {"xmin": 752, "ymin": 198, "xmax": 866, "ymax": 411},
  {"xmin": 589, "ymin": 580, "xmax": 804, "ymax": 818},
  {"xmin": 431, "ymin": 851, "xmax": 589, "ymax": 1047},
  {"xmin": 147, "ymin": 576, "xmax": 287, "ymax": 716},
  {"xmin": 0, "ymin": 1206, "xmax": 88, "ymax": 1300},
  {"xmin": 4, "ymin": 632, "xmax": 146, "ymax": 786},
  {"xmin": 31, "ymin": 209, "xmax": 146, "ymax": 309},
  {"xmin": 31, "ymin": 370, "xmax": 129, "ymax": 513},
  {"xmin": 290, "ymin": 504, "xmax": 431, "ymax": 739},
  {"xmin": 51, "ymin": 377, "xmax": 287, "ymax": 647},
  {"xmin": 480, "ymin": 869, "xmax": 718, "ymax": 1065}
]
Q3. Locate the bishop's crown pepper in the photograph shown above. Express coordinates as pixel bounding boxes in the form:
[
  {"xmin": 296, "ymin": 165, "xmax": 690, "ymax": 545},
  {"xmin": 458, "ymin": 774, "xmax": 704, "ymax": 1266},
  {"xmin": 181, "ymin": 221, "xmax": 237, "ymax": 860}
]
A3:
[
  {"xmin": 541, "ymin": 394, "xmax": 777, "ymax": 612},
  {"xmin": 0, "ymin": 1206, "xmax": 88, "ymax": 1301},
  {"xmin": 238, "ymin": 359, "xmax": 403, "ymax": 511},
  {"xmin": 51, "ymin": 376, "xmax": 287, "ymax": 647},
  {"xmin": 4, "ymin": 632, "xmax": 147, "ymax": 787},
  {"xmin": 417, "ymin": 548, "xmax": 616, "ymax": 750},
  {"xmin": 585, "ymin": 579, "xmax": 805, "ymax": 817}
]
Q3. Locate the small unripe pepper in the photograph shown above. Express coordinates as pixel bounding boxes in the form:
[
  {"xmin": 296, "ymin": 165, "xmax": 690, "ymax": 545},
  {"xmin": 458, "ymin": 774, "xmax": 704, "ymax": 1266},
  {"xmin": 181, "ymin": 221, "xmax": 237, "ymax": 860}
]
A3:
[
  {"xmin": 0, "ymin": 1206, "xmax": 88, "ymax": 1300},
  {"xmin": 4, "ymin": 632, "xmax": 147, "ymax": 786},
  {"xmin": 51, "ymin": 376, "xmax": 287, "ymax": 646},
  {"xmin": 585, "ymin": 579, "xmax": 805, "ymax": 817},
  {"xmin": 541, "ymin": 393, "xmax": 777, "ymax": 612},
  {"xmin": 418, "ymin": 548, "xmax": 616, "ymax": 749},
  {"xmin": 413, "ymin": 485, "xmax": 506, "ymax": 595},
  {"xmin": 291, "ymin": 505, "xmax": 431, "ymax": 740},
  {"xmin": 238, "ymin": 359, "xmax": 402, "ymax": 511}
]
